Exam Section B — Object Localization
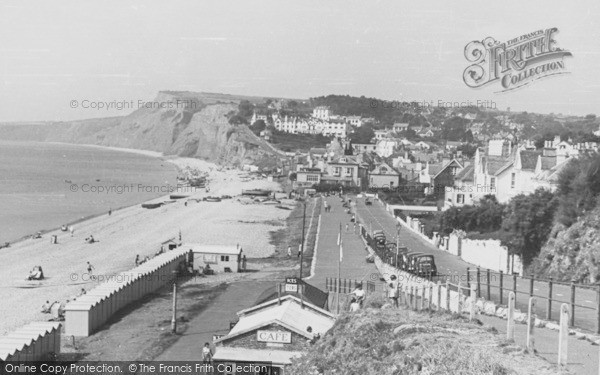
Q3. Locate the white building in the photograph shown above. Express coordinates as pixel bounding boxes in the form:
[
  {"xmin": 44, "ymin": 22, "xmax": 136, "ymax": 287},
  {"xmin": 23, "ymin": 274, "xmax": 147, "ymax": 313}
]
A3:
[
  {"xmin": 312, "ymin": 106, "xmax": 331, "ymax": 120},
  {"xmin": 185, "ymin": 244, "xmax": 242, "ymax": 273}
]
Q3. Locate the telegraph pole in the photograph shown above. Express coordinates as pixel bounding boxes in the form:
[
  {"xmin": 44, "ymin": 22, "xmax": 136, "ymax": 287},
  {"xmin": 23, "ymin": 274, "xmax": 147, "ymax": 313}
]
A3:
[{"xmin": 299, "ymin": 200, "xmax": 307, "ymax": 280}]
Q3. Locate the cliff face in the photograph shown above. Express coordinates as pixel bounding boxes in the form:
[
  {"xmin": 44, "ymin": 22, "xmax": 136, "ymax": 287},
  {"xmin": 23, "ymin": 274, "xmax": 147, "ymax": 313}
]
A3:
[{"xmin": 0, "ymin": 92, "xmax": 280, "ymax": 169}]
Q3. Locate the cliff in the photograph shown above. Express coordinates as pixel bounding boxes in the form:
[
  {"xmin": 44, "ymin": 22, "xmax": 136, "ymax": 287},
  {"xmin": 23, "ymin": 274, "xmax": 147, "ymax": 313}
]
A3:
[{"xmin": 0, "ymin": 91, "xmax": 281, "ymax": 169}]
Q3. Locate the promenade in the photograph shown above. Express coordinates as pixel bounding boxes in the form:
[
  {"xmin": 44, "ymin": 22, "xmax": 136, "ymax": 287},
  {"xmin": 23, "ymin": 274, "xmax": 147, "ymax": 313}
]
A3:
[{"xmin": 305, "ymin": 196, "xmax": 379, "ymax": 291}]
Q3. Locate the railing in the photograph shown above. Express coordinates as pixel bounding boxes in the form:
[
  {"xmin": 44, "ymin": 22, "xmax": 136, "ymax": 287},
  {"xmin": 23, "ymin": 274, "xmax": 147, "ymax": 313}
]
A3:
[{"xmin": 466, "ymin": 267, "xmax": 600, "ymax": 333}]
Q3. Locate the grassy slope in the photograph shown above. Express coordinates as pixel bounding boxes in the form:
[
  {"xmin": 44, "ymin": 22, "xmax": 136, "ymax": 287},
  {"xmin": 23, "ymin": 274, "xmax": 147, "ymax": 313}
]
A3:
[{"xmin": 288, "ymin": 296, "xmax": 565, "ymax": 375}]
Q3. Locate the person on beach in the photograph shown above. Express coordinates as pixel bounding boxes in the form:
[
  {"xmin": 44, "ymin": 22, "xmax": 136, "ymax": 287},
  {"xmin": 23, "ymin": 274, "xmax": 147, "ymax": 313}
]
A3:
[
  {"xmin": 135, "ymin": 254, "xmax": 140, "ymax": 266},
  {"xmin": 345, "ymin": 223, "xmax": 349, "ymax": 232},
  {"xmin": 287, "ymin": 245, "xmax": 292, "ymax": 257},
  {"xmin": 69, "ymin": 225, "xmax": 74, "ymax": 237},
  {"xmin": 86, "ymin": 261, "xmax": 95, "ymax": 276},
  {"xmin": 108, "ymin": 208, "xmax": 112, "ymax": 216},
  {"xmin": 202, "ymin": 342, "xmax": 213, "ymax": 364},
  {"xmin": 41, "ymin": 300, "xmax": 51, "ymax": 313}
]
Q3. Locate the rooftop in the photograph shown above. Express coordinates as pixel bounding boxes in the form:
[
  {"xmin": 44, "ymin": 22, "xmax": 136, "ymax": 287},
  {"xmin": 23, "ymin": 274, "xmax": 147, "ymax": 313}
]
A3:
[{"xmin": 182, "ymin": 244, "xmax": 241, "ymax": 255}]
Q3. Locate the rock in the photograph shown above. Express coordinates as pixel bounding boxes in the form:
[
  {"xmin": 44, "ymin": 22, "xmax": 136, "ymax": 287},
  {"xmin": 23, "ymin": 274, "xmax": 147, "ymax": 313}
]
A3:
[
  {"xmin": 514, "ymin": 312, "xmax": 528, "ymax": 324},
  {"xmin": 534, "ymin": 318, "xmax": 545, "ymax": 328},
  {"xmin": 495, "ymin": 307, "xmax": 507, "ymax": 319},
  {"xmin": 483, "ymin": 301, "xmax": 496, "ymax": 315}
]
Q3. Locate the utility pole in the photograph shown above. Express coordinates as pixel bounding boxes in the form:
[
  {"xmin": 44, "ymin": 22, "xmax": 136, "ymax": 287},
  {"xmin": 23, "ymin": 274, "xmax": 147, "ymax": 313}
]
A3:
[{"xmin": 299, "ymin": 200, "xmax": 307, "ymax": 280}]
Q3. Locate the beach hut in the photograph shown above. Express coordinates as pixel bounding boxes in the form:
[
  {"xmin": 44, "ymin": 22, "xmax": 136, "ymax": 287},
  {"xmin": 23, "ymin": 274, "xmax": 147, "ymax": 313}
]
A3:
[{"xmin": 185, "ymin": 244, "xmax": 242, "ymax": 273}]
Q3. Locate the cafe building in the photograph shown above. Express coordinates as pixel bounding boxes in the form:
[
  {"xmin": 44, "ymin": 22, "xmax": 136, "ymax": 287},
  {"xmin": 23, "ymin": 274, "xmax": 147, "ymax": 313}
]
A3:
[{"xmin": 212, "ymin": 295, "xmax": 336, "ymax": 374}]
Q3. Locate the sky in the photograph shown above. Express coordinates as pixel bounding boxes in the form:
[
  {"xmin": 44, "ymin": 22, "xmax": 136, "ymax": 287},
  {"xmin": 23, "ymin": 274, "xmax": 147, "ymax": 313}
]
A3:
[{"xmin": 0, "ymin": 0, "xmax": 599, "ymax": 122}]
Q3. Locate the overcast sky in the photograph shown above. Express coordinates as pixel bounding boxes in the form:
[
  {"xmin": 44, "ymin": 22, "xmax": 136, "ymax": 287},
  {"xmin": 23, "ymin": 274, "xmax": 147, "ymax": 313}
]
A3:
[{"xmin": 1, "ymin": 0, "xmax": 598, "ymax": 121}]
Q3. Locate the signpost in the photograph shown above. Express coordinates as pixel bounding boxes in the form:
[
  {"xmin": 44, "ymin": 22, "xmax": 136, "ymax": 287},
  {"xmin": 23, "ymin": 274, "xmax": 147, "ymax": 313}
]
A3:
[{"xmin": 285, "ymin": 277, "xmax": 299, "ymax": 293}]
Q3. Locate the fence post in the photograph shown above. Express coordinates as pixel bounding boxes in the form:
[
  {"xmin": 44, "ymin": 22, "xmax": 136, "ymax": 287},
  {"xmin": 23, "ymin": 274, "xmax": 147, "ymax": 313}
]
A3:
[
  {"xmin": 507, "ymin": 292, "xmax": 515, "ymax": 341},
  {"xmin": 437, "ymin": 281, "xmax": 442, "ymax": 310},
  {"xmin": 469, "ymin": 284, "xmax": 477, "ymax": 321},
  {"xmin": 486, "ymin": 269, "xmax": 491, "ymax": 300},
  {"xmin": 404, "ymin": 285, "xmax": 409, "ymax": 307},
  {"xmin": 428, "ymin": 283, "xmax": 433, "ymax": 311},
  {"xmin": 476, "ymin": 267, "xmax": 481, "ymax": 298},
  {"xmin": 547, "ymin": 277, "xmax": 553, "ymax": 321},
  {"xmin": 410, "ymin": 286, "xmax": 414, "ymax": 310},
  {"xmin": 570, "ymin": 282, "xmax": 575, "ymax": 327},
  {"xmin": 445, "ymin": 280, "xmax": 451, "ymax": 311},
  {"xmin": 457, "ymin": 282, "xmax": 463, "ymax": 313},
  {"xmin": 513, "ymin": 273, "xmax": 518, "ymax": 305},
  {"xmin": 420, "ymin": 284, "xmax": 425, "ymax": 311},
  {"xmin": 529, "ymin": 276, "xmax": 534, "ymax": 298},
  {"xmin": 499, "ymin": 271, "xmax": 504, "ymax": 305},
  {"xmin": 466, "ymin": 267, "xmax": 470, "ymax": 289},
  {"xmin": 526, "ymin": 297, "xmax": 536, "ymax": 353},
  {"xmin": 558, "ymin": 304, "xmax": 569, "ymax": 367}
]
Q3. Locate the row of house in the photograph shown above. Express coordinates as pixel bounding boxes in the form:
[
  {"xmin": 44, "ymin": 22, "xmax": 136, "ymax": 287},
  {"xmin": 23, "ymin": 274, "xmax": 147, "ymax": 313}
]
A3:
[{"xmin": 444, "ymin": 137, "xmax": 595, "ymax": 207}]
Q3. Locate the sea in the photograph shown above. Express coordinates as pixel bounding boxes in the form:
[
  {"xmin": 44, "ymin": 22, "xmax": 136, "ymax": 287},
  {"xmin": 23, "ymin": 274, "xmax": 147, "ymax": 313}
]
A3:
[{"xmin": 0, "ymin": 140, "xmax": 179, "ymax": 244}]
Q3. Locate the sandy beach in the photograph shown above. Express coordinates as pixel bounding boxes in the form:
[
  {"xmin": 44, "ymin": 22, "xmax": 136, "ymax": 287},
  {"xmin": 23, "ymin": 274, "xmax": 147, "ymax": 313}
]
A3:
[{"xmin": 0, "ymin": 151, "xmax": 292, "ymax": 335}]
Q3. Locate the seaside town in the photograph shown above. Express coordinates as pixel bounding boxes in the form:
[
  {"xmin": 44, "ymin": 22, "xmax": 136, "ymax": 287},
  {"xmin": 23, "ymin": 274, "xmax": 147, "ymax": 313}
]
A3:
[{"xmin": 2, "ymin": 1, "xmax": 600, "ymax": 375}]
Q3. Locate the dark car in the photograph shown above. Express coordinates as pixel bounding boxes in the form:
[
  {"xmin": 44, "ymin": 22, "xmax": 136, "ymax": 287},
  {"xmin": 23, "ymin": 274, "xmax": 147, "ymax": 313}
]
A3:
[
  {"xmin": 413, "ymin": 255, "xmax": 437, "ymax": 277},
  {"xmin": 403, "ymin": 251, "xmax": 424, "ymax": 272},
  {"xmin": 365, "ymin": 198, "xmax": 372, "ymax": 205}
]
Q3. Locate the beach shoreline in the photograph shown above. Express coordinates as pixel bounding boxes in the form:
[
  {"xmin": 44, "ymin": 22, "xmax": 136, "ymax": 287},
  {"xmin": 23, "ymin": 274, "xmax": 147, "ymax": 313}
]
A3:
[{"xmin": 0, "ymin": 142, "xmax": 291, "ymax": 335}]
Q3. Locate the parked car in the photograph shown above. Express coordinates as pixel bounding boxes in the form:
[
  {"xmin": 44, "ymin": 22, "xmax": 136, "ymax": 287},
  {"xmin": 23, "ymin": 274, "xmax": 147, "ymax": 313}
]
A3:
[
  {"xmin": 403, "ymin": 252, "xmax": 425, "ymax": 272},
  {"xmin": 365, "ymin": 198, "xmax": 372, "ymax": 205},
  {"xmin": 413, "ymin": 255, "xmax": 437, "ymax": 277}
]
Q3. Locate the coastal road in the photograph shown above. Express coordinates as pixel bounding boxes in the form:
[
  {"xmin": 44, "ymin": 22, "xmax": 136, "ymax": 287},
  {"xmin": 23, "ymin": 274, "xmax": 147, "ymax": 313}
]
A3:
[
  {"xmin": 305, "ymin": 196, "xmax": 380, "ymax": 293},
  {"xmin": 355, "ymin": 197, "xmax": 600, "ymax": 333}
]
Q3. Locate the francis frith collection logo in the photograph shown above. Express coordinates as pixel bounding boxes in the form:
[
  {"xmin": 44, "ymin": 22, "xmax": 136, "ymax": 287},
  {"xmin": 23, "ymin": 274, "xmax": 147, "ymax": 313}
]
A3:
[{"xmin": 463, "ymin": 28, "xmax": 572, "ymax": 92}]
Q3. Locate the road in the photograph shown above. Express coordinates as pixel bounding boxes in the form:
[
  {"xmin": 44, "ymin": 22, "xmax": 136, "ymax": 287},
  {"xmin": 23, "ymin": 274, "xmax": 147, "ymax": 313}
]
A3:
[
  {"xmin": 355, "ymin": 196, "xmax": 600, "ymax": 333},
  {"xmin": 305, "ymin": 195, "xmax": 380, "ymax": 295}
]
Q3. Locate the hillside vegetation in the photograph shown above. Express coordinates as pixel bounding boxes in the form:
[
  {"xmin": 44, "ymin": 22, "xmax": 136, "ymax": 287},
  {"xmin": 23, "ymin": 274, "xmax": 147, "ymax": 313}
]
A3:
[{"xmin": 288, "ymin": 296, "xmax": 562, "ymax": 375}]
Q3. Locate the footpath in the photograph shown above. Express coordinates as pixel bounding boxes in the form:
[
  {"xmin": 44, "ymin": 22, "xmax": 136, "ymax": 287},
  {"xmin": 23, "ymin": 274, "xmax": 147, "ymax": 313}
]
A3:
[{"xmin": 156, "ymin": 280, "xmax": 274, "ymax": 361}]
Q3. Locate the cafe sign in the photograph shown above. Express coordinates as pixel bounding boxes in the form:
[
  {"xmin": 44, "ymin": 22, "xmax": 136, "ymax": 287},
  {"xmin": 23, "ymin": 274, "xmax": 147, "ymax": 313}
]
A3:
[{"xmin": 256, "ymin": 330, "xmax": 292, "ymax": 344}]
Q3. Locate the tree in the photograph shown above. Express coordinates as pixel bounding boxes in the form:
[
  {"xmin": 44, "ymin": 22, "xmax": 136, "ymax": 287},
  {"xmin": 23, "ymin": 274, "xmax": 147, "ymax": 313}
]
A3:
[
  {"xmin": 502, "ymin": 188, "xmax": 557, "ymax": 264},
  {"xmin": 250, "ymin": 119, "xmax": 266, "ymax": 135},
  {"xmin": 238, "ymin": 100, "xmax": 254, "ymax": 118},
  {"xmin": 349, "ymin": 124, "xmax": 375, "ymax": 144},
  {"xmin": 289, "ymin": 172, "xmax": 297, "ymax": 182}
]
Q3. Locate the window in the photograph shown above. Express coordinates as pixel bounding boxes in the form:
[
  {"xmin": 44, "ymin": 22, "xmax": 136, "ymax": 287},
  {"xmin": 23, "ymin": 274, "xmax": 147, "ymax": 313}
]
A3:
[
  {"xmin": 450, "ymin": 167, "xmax": 457, "ymax": 176},
  {"xmin": 334, "ymin": 167, "xmax": 341, "ymax": 175},
  {"xmin": 457, "ymin": 194, "xmax": 464, "ymax": 204},
  {"xmin": 380, "ymin": 167, "xmax": 388, "ymax": 173},
  {"xmin": 490, "ymin": 177, "xmax": 496, "ymax": 190},
  {"xmin": 346, "ymin": 167, "xmax": 353, "ymax": 175},
  {"xmin": 511, "ymin": 173, "xmax": 516, "ymax": 189},
  {"xmin": 307, "ymin": 174, "xmax": 319, "ymax": 182},
  {"xmin": 220, "ymin": 255, "xmax": 230, "ymax": 262},
  {"xmin": 390, "ymin": 181, "xmax": 394, "ymax": 187}
]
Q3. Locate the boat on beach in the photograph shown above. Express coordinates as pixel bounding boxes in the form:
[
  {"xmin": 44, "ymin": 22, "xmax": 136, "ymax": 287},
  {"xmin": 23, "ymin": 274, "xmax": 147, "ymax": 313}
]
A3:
[
  {"xmin": 141, "ymin": 202, "xmax": 163, "ymax": 209},
  {"xmin": 170, "ymin": 194, "xmax": 189, "ymax": 199},
  {"xmin": 241, "ymin": 189, "xmax": 271, "ymax": 196}
]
